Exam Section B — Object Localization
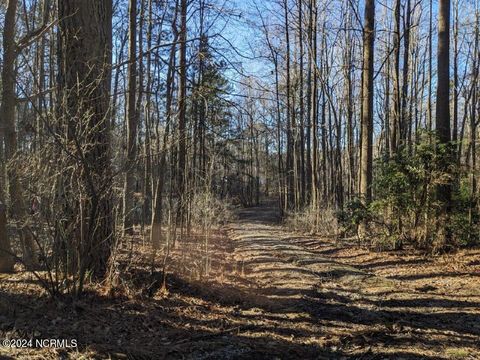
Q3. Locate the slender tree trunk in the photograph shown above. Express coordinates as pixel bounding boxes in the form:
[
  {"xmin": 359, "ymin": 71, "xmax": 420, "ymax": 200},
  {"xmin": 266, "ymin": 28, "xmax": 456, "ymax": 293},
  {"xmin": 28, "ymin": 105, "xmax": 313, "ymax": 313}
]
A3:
[
  {"xmin": 344, "ymin": 3, "xmax": 355, "ymax": 199},
  {"xmin": 0, "ymin": 203, "xmax": 13, "ymax": 272},
  {"xmin": 123, "ymin": 0, "xmax": 138, "ymax": 235},
  {"xmin": 176, "ymin": 0, "xmax": 188, "ymax": 227},
  {"xmin": 359, "ymin": 0, "xmax": 375, "ymax": 237},
  {"xmin": 283, "ymin": 0, "xmax": 294, "ymax": 210},
  {"xmin": 305, "ymin": 0, "xmax": 313, "ymax": 203},
  {"xmin": 143, "ymin": 0, "xmax": 154, "ymax": 225},
  {"xmin": 151, "ymin": 9, "xmax": 178, "ymax": 249},
  {"xmin": 435, "ymin": 0, "xmax": 453, "ymax": 248},
  {"xmin": 469, "ymin": 4, "xmax": 479, "ymax": 241},
  {"xmin": 0, "ymin": 0, "xmax": 37, "ymax": 268},
  {"xmin": 391, "ymin": 0, "xmax": 400, "ymax": 154},
  {"xmin": 275, "ymin": 54, "xmax": 285, "ymax": 213},
  {"xmin": 427, "ymin": 0, "xmax": 433, "ymax": 132},
  {"xmin": 384, "ymin": 27, "xmax": 391, "ymax": 158},
  {"xmin": 2, "ymin": 0, "xmax": 17, "ymax": 156},
  {"xmin": 0, "ymin": 0, "xmax": 17, "ymax": 272},
  {"xmin": 401, "ymin": 0, "xmax": 411, "ymax": 145},
  {"xmin": 453, "ymin": 0, "xmax": 459, "ymax": 147},
  {"xmin": 298, "ymin": 0, "xmax": 306, "ymax": 206}
]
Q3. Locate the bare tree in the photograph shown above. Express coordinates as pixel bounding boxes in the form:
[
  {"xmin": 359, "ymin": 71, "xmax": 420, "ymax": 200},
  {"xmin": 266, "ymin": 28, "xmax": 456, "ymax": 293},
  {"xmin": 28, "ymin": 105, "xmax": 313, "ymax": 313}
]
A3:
[
  {"xmin": 176, "ymin": 0, "xmax": 188, "ymax": 229},
  {"xmin": 435, "ymin": 0, "xmax": 453, "ymax": 249},
  {"xmin": 123, "ymin": 0, "xmax": 138, "ymax": 235},
  {"xmin": 359, "ymin": 0, "xmax": 375, "ymax": 237},
  {"xmin": 0, "ymin": 0, "xmax": 37, "ymax": 268}
]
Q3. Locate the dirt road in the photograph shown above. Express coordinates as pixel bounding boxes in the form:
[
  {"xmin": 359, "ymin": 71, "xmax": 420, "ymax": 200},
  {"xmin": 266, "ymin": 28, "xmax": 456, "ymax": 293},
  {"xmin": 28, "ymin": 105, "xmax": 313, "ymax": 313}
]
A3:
[
  {"xmin": 202, "ymin": 204, "xmax": 480, "ymax": 359},
  {"xmin": 1, "ymin": 204, "xmax": 479, "ymax": 359}
]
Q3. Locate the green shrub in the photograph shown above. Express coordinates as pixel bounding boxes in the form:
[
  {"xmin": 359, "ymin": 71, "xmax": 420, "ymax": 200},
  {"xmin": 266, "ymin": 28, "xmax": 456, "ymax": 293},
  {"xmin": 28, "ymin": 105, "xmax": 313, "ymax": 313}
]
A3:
[
  {"xmin": 337, "ymin": 198, "xmax": 370, "ymax": 236},
  {"xmin": 338, "ymin": 132, "xmax": 479, "ymax": 250}
]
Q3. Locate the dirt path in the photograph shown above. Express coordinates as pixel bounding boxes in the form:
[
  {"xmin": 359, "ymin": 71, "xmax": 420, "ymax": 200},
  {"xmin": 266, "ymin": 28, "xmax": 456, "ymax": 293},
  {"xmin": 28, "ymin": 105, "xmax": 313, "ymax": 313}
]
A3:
[
  {"xmin": 1, "ymin": 203, "xmax": 479, "ymax": 359},
  {"xmin": 216, "ymin": 204, "xmax": 480, "ymax": 359}
]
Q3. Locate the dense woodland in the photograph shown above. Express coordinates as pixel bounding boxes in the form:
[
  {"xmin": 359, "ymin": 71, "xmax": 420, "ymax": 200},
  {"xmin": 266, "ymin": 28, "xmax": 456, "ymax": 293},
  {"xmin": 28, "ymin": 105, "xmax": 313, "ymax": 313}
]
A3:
[
  {"xmin": 1, "ymin": 0, "xmax": 480, "ymax": 358},
  {"xmin": 0, "ymin": 0, "xmax": 479, "ymax": 289}
]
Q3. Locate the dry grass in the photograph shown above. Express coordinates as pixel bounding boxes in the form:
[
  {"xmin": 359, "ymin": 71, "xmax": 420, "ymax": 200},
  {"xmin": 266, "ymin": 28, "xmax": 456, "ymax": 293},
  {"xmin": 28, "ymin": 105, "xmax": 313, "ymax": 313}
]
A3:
[
  {"xmin": 285, "ymin": 205, "xmax": 339, "ymax": 236},
  {"xmin": 1, "ymin": 204, "xmax": 480, "ymax": 359}
]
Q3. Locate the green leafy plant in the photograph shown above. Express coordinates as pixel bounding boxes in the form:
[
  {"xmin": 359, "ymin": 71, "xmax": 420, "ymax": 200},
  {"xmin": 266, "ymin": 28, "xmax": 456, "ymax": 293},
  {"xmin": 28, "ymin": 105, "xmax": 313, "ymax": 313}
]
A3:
[
  {"xmin": 338, "ymin": 132, "xmax": 478, "ymax": 251},
  {"xmin": 337, "ymin": 198, "xmax": 371, "ymax": 237}
]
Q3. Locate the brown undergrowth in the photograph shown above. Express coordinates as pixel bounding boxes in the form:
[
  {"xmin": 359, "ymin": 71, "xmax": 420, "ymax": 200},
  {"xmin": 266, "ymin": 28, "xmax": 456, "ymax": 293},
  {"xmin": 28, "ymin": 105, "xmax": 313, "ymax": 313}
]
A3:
[{"xmin": 1, "ymin": 205, "xmax": 479, "ymax": 359}]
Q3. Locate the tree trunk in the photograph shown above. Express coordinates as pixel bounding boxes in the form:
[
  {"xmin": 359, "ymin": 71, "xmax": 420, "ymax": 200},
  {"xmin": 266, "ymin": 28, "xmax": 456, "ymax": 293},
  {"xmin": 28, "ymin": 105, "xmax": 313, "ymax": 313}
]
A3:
[
  {"xmin": 468, "ymin": 4, "xmax": 479, "ymax": 242},
  {"xmin": 435, "ymin": 0, "xmax": 453, "ymax": 249},
  {"xmin": 58, "ymin": 0, "xmax": 114, "ymax": 278},
  {"xmin": 401, "ymin": 0, "xmax": 411, "ymax": 146},
  {"xmin": 123, "ymin": 0, "xmax": 138, "ymax": 235},
  {"xmin": 143, "ymin": 0, "xmax": 154, "ymax": 225},
  {"xmin": 310, "ymin": 0, "xmax": 318, "ymax": 210},
  {"xmin": 176, "ymin": 0, "xmax": 188, "ymax": 228},
  {"xmin": 0, "ymin": 203, "xmax": 14, "ymax": 272},
  {"xmin": 298, "ymin": 0, "xmax": 306, "ymax": 206},
  {"xmin": 391, "ymin": 0, "xmax": 400, "ymax": 154},
  {"xmin": 0, "ymin": 0, "xmax": 37, "ymax": 268},
  {"xmin": 284, "ymin": 0, "xmax": 294, "ymax": 210},
  {"xmin": 345, "ymin": 3, "xmax": 355, "ymax": 199},
  {"xmin": 452, "ymin": 0, "xmax": 459, "ymax": 147},
  {"xmin": 359, "ymin": 0, "xmax": 375, "ymax": 237},
  {"xmin": 150, "ymin": 10, "xmax": 179, "ymax": 249},
  {"xmin": 427, "ymin": 0, "xmax": 433, "ymax": 132}
]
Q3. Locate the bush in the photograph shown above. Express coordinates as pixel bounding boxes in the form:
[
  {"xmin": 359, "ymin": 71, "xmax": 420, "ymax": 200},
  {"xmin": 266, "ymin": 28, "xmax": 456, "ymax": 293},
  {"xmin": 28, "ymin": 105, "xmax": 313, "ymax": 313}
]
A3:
[
  {"xmin": 451, "ymin": 179, "xmax": 479, "ymax": 246},
  {"xmin": 189, "ymin": 191, "xmax": 233, "ymax": 276},
  {"xmin": 286, "ymin": 205, "xmax": 338, "ymax": 236},
  {"xmin": 337, "ymin": 198, "xmax": 370, "ymax": 236},
  {"xmin": 338, "ymin": 132, "xmax": 478, "ymax": 251},
  {"xmin": 190, "ymin": 191, "xmax": 233, "ymax": 230}
]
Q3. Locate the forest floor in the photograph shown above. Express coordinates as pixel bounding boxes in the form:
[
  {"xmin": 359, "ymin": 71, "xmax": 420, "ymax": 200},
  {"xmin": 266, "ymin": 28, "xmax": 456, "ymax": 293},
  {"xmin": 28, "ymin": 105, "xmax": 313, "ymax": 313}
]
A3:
[{"xmin": 1, "ymin": 204, "xmax": 480, "ymax": 359}]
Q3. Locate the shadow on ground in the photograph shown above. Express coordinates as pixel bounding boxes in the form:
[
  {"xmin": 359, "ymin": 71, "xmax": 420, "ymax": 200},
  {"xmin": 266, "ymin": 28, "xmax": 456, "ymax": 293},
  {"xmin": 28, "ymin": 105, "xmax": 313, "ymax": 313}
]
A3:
[{"xmin": 1, "ymin": 203, "xmax": 479, "ymax": 359}]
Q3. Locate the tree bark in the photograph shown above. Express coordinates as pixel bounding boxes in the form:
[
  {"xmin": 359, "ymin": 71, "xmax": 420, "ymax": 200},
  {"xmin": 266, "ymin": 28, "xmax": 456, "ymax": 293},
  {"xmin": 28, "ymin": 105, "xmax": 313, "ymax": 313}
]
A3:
[
  {"xmin": 359, "ymin": 0, "xmax": 375, "ymax": 237},
  {"xmin": 0, "ymin": 202, "xmax": 14, "ymax": 272},
  {"xmin": 58, "ymin": 0, "xmax": 114, "ymax": 278},
  {"xmin": 0, "ymin": 0, "xmax": 37, "ymax": 268},
  {"xmin": 176, "ymin": 0, "xmax": 188, "ymax": 227},
  {"xmin": 150, "ymin": 9, "xmax": 179, "ymax": 249},
  {"xmin": 284, "ymin": 0, "xmax": 294, "ymax": 210},
  {"xmin": 391, "ymin": 0, "xmax": 400, "ymax": 154},
  {"xmin": 401, "ymin": 0, "xmax": 411, "ymax": 146},
  {"xmin": 435, "ymin": 0, "xmax": 453, "ymax": 248},
  {"xmin": 123, "ymin": 0, "xmax": 138, "ymax": 235}
]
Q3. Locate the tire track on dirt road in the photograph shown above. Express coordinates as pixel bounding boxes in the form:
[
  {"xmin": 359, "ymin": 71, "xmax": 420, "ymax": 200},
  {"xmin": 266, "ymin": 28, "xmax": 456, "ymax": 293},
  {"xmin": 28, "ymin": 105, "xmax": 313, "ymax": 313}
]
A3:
[{"xmin": 223, "ymin": 205, "xmax": 480, "ymax": 359}]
